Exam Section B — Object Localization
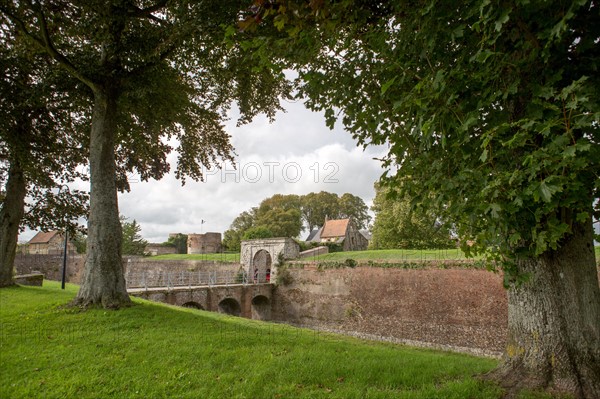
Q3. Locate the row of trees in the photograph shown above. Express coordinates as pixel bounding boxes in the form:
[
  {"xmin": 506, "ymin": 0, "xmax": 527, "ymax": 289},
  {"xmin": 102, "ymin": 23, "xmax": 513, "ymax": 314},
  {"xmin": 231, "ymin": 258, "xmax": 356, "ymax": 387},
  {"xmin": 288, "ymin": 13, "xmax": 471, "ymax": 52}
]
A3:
[{"xmin": 223, "ymin": 191, "xmax": 370, "ymax": 250}]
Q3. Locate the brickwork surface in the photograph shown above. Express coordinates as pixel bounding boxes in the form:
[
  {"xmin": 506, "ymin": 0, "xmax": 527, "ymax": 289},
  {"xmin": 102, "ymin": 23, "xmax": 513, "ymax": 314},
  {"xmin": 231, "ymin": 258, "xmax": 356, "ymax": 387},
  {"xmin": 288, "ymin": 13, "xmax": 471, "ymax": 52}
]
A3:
[{"xmin": 272, "ymin": 267, "xmax": 507, "ymax": 355}]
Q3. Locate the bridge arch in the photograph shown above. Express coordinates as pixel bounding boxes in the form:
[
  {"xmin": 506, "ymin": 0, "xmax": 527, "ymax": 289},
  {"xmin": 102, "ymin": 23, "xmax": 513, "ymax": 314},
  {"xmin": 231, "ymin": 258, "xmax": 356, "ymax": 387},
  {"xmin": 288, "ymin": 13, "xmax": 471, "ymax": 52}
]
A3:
[
  {"xmin": 251, "ymin": 295, "xmax": 271, "ymax": 320},
  {"xmin": 182, "ymin": 301, "xmax": 204, "ymax": 310},
  {"xmin": 218, "ymin": 297, "xmax": 241, "ymax": 317}
]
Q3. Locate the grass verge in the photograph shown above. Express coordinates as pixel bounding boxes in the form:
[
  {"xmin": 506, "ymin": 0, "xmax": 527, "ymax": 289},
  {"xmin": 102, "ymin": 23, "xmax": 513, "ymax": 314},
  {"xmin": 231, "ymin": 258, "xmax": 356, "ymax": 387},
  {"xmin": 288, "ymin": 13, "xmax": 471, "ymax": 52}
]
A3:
[
  {"xmin": 298, "ymin": 248, "xmax": 470, "ymax": 262},
  {"xmin": 1, "ymin": 281, "xmax": 505, "ymax": 398}
]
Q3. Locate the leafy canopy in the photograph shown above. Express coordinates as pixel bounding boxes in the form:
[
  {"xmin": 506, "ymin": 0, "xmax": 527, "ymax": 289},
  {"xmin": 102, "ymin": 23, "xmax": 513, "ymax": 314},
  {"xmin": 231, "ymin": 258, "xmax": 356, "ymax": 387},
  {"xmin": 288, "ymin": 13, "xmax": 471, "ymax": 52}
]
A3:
[
  {"xmin": 223, "ymin": 191, "xmax": 371, "ymax": 250},
  {"xmin": 370, "ymin": 184, "xmax": 455, "ymax": 250},
  {"xmin": 249, "ymin": 0, "xmax": 600, "ymax": 270}
]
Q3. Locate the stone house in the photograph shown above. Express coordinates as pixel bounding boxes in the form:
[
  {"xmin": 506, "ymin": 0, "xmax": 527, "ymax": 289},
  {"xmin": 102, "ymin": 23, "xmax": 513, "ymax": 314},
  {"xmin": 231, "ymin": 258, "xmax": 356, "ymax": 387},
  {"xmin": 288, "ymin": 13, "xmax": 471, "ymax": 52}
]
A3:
[
  {"xmin": 306, "ymin": 218, "xmax": 369, "ymax": 251},
  {"xmin": 27, "ymin": 231, "xmax": 76, "ymax": 255}
]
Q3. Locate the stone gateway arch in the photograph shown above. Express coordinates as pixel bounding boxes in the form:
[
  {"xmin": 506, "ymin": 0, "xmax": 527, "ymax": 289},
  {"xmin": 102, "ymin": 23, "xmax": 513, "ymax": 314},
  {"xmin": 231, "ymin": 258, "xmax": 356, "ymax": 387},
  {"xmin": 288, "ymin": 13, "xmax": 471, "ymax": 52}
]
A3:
[{"xmin": 240, "ymin": 238, "xmax": 300, "ymax": 284}]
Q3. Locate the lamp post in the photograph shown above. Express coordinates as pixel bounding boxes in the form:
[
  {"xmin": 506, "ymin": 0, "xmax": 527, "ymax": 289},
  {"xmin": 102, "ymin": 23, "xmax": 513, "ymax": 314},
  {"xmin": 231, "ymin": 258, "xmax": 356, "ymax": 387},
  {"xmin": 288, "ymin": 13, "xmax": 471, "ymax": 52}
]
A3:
[{"xmin": 58, "ymin": 185, "xmax": 70, "ymax": 290}]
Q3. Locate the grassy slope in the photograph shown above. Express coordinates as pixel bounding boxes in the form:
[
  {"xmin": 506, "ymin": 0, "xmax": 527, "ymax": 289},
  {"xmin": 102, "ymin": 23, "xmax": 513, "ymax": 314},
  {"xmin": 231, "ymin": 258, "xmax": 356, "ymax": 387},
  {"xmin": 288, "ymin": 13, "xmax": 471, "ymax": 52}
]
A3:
[
  {"xmin": 153, "ymin": 247, "xmax": 600, "ymax": 264},
  {"xmin": 0, "ymin": 281, "xmax": 504, "ymax": 399},
  {"xmin": 301, "ymin": 248, "xmax": 469, "ymax": 262}
]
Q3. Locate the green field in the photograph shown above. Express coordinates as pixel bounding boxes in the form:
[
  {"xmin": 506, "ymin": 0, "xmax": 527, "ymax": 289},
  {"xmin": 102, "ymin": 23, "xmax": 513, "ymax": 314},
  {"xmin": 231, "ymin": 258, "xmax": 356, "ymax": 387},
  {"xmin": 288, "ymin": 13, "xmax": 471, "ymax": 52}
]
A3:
[
  {"xmin": 0, "ymin": 281, "xmax": 509, "ymax": 399},
  {"xmin": 152, "ymin": 247, "xmax": 600, "ymax": 265},
  {"xmin": 300, "ymin": 248, "xmax": 469, "ymax": 262}
]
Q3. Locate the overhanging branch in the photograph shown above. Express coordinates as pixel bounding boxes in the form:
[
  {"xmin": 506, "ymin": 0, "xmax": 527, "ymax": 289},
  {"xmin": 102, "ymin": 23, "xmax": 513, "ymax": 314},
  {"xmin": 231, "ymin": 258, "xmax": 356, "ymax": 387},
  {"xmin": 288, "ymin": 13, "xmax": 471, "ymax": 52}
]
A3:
[
  {"xmin": 32, "ymin": 1, "xmax": 98, "ymax": 91},
  {"xmin": 1, "ymin": 3, "xmax": 98, "ymax": 91}
]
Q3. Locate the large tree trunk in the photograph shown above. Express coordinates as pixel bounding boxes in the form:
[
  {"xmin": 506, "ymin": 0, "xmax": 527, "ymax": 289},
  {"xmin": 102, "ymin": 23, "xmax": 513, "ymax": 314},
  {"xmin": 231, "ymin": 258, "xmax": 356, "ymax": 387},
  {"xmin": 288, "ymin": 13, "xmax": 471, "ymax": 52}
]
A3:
[
  {"xmin": 0, "ymin": 159, "xmax": 27, "ymax": 288},
  {"xmin": 73, "ymin": 88, "xmax": 130, "ymax": 308},
  {"xmin": 487, "ymin": 218, "xmax": 600, "ymax": 398}
]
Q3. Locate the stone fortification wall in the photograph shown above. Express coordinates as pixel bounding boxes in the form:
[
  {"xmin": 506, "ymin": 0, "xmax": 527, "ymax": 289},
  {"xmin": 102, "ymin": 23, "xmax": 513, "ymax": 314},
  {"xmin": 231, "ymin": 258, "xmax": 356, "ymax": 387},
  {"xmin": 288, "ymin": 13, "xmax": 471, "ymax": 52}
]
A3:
[
  {"xmin": 272, "ymin": 266, "xmax": 508, "ymax": 356},
  {"xmin": 13, "ymin": 253, "xmax": 86, "ymax": 284},
  {"xmin": 187, "ymin": 232, "xmax": 222, "ymax": 254},
  {"xmin": 13, "ymin": 254, "xmax": 238, "ymax": 285},
  {"xmin": 124, "ymin": 258, "xmax": 239, "ymax": 276}
]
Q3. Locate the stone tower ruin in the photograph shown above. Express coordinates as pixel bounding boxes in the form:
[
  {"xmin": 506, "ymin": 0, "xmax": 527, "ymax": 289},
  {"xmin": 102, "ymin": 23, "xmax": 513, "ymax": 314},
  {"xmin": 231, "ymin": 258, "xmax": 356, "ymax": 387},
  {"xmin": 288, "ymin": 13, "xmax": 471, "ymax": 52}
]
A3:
[{"xmin": 187, "ymin": 232, "xmax": 222, "ymax": 254}]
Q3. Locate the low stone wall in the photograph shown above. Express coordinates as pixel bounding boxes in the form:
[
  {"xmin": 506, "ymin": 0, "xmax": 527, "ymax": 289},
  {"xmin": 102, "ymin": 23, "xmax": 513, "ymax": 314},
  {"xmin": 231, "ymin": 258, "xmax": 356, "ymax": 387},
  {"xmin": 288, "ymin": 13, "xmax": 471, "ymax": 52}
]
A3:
[
  {"xmin": 14, "ymin": 253, "xmax": 85, "ymax": 284},
  {"xmin": 15, "ymin": 273, "xmax": 44, "ymax": 287},
  {"xmin": 272, "ymin": 266, "xmax": 507, "ymax": 356},
  {"xmin": 299, "ymin": 246, "xmax": 329, "ymax": 258}
]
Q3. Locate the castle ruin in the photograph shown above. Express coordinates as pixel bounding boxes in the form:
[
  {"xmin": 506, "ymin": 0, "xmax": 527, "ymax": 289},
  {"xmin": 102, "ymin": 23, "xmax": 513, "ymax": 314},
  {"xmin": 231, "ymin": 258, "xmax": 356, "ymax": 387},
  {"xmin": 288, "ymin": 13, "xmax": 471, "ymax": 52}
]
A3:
[{"xmin": 187, "ymin": 232, "xmax": 222, "ymax": 254}]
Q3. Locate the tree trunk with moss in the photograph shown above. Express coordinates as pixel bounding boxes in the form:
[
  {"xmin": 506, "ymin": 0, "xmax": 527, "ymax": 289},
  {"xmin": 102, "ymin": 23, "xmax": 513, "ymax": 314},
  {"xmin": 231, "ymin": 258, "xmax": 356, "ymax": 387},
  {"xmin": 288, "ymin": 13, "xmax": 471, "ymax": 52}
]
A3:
[
  {"xmin": 73, "ymin": 89, "xmax": 130, "ymax": 308},
  {"xmin": 488, "ymin": 219, "xmax": 600, "ymax": 397}
]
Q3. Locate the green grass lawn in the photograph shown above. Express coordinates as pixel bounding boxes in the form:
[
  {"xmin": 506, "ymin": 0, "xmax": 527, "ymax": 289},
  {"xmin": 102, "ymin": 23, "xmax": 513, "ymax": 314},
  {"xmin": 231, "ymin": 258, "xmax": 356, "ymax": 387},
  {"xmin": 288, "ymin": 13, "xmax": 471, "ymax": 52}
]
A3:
[
  {"xmin": 152, "ymin": 247, "xmax": 600, "ymax": 265},
  {"xmin": 302, "ymin": 248, "xmax": 469, "ymax": 262},
  {"xmin": 0, "ymin": 281, "xmax": 506, "ymax": 399}
]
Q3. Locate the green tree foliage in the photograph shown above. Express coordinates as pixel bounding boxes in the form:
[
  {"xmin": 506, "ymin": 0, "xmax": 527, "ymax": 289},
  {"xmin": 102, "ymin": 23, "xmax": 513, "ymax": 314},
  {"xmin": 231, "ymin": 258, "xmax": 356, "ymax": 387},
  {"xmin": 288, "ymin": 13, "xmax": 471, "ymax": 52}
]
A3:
[
  {"xmin": 302, "ymin": 191, "xmax": 370, "ymax": 230},
  {"xmin": 370, "ymin": 184, "xmax": 454, "ymax": 249},
  {"xmin": 254, "ymin": 194, "xmax": 303, "ymax": 237},
  {"xmin": 301, "ymin": 191, "xmax": 340, "ymax": 230},
  {"xmin": 0, "ymin": 25, "xmax": 89, "ymax": 287},
  {"xmin": 1, "ymin": 1, "xmax": 290, "ymax": 307},
  {"xmin": 120, "ymin": 216, "xmax": 147, "ymax": 256},
  {"xmin": 255, "ymin": 207, "xmax": 303, "ymax": 238},
  {"xmin": 224, "ymin": 191, "xmax": 369, "ymax": 249},
  {"xmin": 223, "ymin": 209, "xmax": 257, "ymax": 251},
  {"xmin": 242, "ymin": 226, "xmax": 274, "ymax": 240},
  {"xmin": 338, "ymin": 193, "xmax": 370, "ymax": 229},
  {"xmin": 249, "ymin": 1, "xmax": 600, "ymax": 395},
  {"xmin": 165, "ymin": 233, "xmax": 188, "ymax": 254},
  {"xmin": 72, "ymin": 231, "xmax": 87, "ymax": 254}
]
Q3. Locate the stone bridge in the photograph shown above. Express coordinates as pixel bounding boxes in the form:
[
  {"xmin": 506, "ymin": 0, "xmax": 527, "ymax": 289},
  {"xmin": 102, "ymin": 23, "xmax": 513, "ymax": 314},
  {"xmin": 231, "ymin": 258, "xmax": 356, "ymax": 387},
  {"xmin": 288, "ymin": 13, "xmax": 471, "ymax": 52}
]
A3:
[
  {"xmin": 128, "ymin": 284, "xmax": 274, "ymax": 320},
  {"xmin": 126, "ymin": 269, "xmax": 274, "ymax": 320}
]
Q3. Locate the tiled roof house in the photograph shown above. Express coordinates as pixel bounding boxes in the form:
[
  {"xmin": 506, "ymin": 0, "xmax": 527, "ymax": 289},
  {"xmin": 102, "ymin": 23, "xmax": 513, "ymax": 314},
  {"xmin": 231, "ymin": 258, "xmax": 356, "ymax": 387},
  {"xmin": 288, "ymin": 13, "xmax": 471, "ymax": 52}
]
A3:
[
  {"xmin": 28, "ymin": 231, "xmax": 75, "ymax": 255},
  {"xmin": 306, "ymin": 218, "xmax": 369, "ymax": 251}
]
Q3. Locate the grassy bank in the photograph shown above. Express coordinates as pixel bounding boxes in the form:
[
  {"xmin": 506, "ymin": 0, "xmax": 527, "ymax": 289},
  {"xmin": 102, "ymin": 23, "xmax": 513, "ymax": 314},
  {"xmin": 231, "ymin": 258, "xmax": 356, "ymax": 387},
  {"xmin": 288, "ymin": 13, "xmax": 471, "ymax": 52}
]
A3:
[
  {"xmin": 0, "ymin": 281, "xmax": 506, "ymax": 398},
  {"xmin": 151, "ymin": 247, "xmax": 600, "ymax": 265},
  {"xmin": 301, "ymin": 248, "xmax": 469, "ymax": 262}
]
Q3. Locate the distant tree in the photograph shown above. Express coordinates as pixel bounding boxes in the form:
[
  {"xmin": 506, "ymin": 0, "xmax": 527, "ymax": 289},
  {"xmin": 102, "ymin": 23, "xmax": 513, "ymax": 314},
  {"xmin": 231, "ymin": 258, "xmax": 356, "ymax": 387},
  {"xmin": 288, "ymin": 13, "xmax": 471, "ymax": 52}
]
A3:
[
  {"xmin": 242, "ymin": 226, "xmax": 273, "ymax": 240},
  {"xmin": 222, "ymin": 229, "xmax": 242, "ymax": 252},
  {"xmin": 120, "ymin": 216, "xmax": 147, "ymax": 256},
  {"xmin": 301, "ymin": 191, "xmax": 341, "ymax": 231},
  {"xmin": 257, "ymin": 194, "xmax": 302, "ymax": 213},
  {"xmin": 255, "ymin": 207, "xmax": 302, "ymax": 238},
  {"xmin": 223, "ymin": 209, "xmax": 258, "ymax": 251},
  {"xmin": 225, "ymin": 192, "xmax": 370, "ymax": 248},
  {"xmin": 165, "ymin": 234, "xmax": 187, "ymax": 254},
  {"xmin": 338, "ymin": 193, "xmax": 371, "ymax": 230},
  {"xmin": 370, "ymin": 184, "xmax": 454, "ymax": 249},
  {"xmin": 72, "ymin": 231, "xmax": 87, "ymax": 255}
]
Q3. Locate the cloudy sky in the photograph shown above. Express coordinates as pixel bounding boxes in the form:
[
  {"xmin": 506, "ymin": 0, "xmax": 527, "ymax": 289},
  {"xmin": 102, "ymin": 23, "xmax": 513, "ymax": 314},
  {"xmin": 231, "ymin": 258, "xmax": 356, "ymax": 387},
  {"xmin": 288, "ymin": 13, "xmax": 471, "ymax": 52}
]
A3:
[{"xmin": 19, "ymin": 99, "xmax": 388, "ymax": 244}]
